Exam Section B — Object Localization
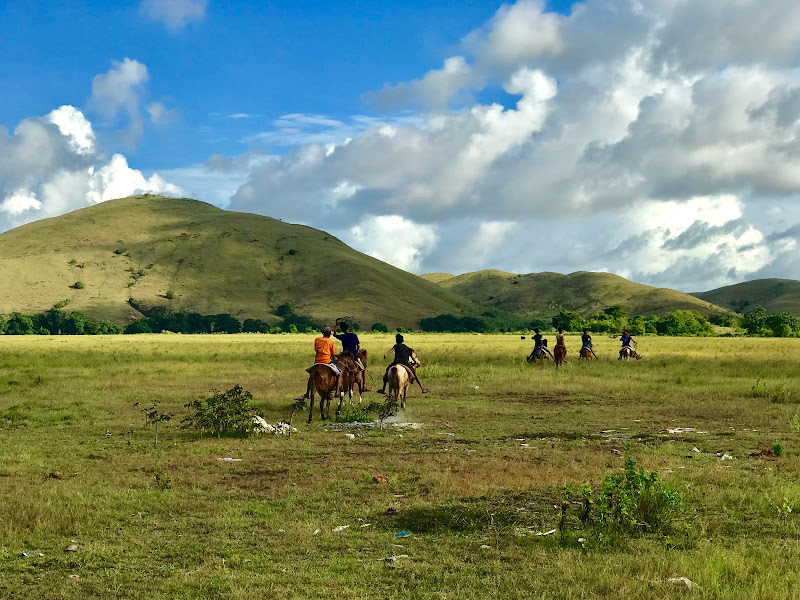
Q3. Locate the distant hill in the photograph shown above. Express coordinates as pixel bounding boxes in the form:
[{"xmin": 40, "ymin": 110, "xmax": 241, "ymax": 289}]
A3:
[
  {"xmin": 422, "ymin": 270, "xmax": 728, "ymax": 317},
  {"xmin": 0, "ymin": 196, "xmax": 473, "ymax": 327},
  {"xmin": 692, "ymin": 279, "xmax": 800, "ymax": 314}
]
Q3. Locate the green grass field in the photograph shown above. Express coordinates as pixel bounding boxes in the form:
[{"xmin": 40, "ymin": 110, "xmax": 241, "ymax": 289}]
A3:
[{"xmin": 2, "ymin": 333, "xmax": 800, "ymax": 598}]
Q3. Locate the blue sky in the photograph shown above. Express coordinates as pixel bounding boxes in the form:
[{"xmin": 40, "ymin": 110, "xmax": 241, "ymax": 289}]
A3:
[{"xmin": 2, "ymin": 0, "xmax": 800, "ymax": 292}]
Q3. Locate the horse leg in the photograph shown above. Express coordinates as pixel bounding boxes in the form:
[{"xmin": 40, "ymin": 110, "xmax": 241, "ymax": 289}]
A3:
[{"xmin": 307, "ymin": 386, "xmax": 315, "ymax": 423}]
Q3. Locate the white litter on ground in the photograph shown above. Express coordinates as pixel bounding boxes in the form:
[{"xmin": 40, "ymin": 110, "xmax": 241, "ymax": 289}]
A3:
[
  {"xmin": 217, "ymin": 457, "xmax": 243, "ymax": 462},
  {"xmin": 252, "ymin": 416, "xmax": 297, "ymax": 435}
]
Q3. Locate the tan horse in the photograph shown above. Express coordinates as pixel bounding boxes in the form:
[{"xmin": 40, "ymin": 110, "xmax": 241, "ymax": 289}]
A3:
[
  {"xmin": 618, "ymin": 345, "xmax": 641, "ymax": 360},
  {"xmin": 306, "ymin": 363, "xmax": 341, "ymax": 422},
  {"xmin": 553, "ymin": 344, "xmax": 567, "ymax": 368},
  {"xmin": 579, "ymin": 347, "xmax": 593, "ymax": 360},
  {"xmin": 387, "ymin": 351, "xmax": 420, "ymax": 409}
]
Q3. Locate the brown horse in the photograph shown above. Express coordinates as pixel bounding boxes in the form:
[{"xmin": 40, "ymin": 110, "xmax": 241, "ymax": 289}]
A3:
[
  {"xmin": 579, "ymin": 347, "xmax": 593, "ymax": 360},
  {"xmin": 306, "ymin": 363, "xmax": 341, "ymax": 422},
  {"xmin": 337, "ymin": 351, "xmax": 363, "ymax": 412},
  {"xmin": 553, "ymin": 344, "xmax": 567, "ymax": 368}
]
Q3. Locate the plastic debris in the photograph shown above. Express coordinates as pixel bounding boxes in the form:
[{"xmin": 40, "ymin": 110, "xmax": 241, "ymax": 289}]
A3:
[
  {"xmin": 252, "ymin": 416, "xmax": 297, "ymax": 435},
  {"xmin": 667, "ymin": 577, "xmax": 699, "ymax": 590},
  {"xmin": 21, "ymin": 552, "xmax": 33, "ymax": 557},
  {"xmin": 332, "ymin": 525, "xmax": 350, "ymax": 533},
  {"xmin": 360, "ymin": 523, "xmax": 372, "ymax": 528},
  {"xmin": 381, "ymin": 554, "xmax": 409, "ymax": 562},
  {"xmin": 480, "ymin": 545, "xmax": 491, "ymax": 550},
  {"xmin": 692, "ymin": 447, "xmax": 701, "ymax": 452},
  {"xmin": 718, "ymin": 453, "xmax": 734, "ymax": 461},
  {"xmin": 313, "ymin": 529, "xmax": 322, "ymax": 536},
  {"xmin": 217, "ymin": 457, "xmax": 243, "ymax": 462},
  {"xmin": 65, "ymin": 543, "xmax": 78, "ymax": 552},
  {"xmin": 395, "ymin": 531, "xmax": 412, "ymax": 537},
  {"xmin": 344, "ymin": 433, "xmax": 355, "ymax": 440},
  {"xmin": 535, "ymin": 529, "xmax": 557, "ymax": 536}
]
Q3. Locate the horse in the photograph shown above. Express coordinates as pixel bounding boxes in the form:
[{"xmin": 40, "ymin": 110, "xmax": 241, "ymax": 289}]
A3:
[
  {"xmin": 553, "ymin": 344, "xmax": 567, "ymax": 368},
  {"xmin": 579, "ymin": 347, "xmax": 593, "ymax": 360},
  {"xmin": 337, "ymin": 351, "xmax": 363, "ymax": 413},
  {"xmin": 306, "ymin": 363, "xmax": 341, "ymax": 422},
  {"xmin": 618, "ymin": 344, "xmax": 641, "ymax": 360},
  {"xmin": 387, "ymin": 351, "xmax": 420, "ymax": 409},
  {"xmin": 526, "ymin": 342, "xmax": 552, "ymax": 363}
]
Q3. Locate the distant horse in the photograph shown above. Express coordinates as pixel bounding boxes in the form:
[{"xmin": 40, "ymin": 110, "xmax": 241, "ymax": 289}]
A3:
[
  {"xmin": 387, "ymin": 351, "xmax": 420, "ymax": 409},
  {"xmin": 526, "ymin": 340, "xmax": 553, "ymax": 363},
  {"xmin": 579, "ymin": 347, "xmax": 593, "ymax": 360},
  {"xmin": 618, "ymin": 344, "xmax": 641, "ymax": 361},
  {"xmin": 553, "ymin": 344, "xmax": 567, "ymax": 368},
  {"xmin": 306, "ymin": 363, "xmax": 341, "ymax": 422}
]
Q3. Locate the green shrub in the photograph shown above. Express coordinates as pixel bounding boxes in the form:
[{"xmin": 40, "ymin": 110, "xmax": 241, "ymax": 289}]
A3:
[
  {"xmin": 183, "ymin": 385, "xmax": 255, "ymax": 438},
  {"xmin": 371, "ymin": 322, "xmax": 389, "ymax": 333},
  {"xmin": 335, "ymin": 404, "xmax": 373, "ymax": 423},
  {"xmin": 71, "ymin": 281, "xmax": 85, "ymax": 290}
]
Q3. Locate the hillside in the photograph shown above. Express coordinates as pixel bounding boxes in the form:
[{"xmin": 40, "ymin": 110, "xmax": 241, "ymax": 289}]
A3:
[
  {"xmin": 692, "ymin": 279, "xmax": 800, "ymax": 314},
  {"xmin": 0, "ymin": 196, "xmax": 473, "ymax": 327},
  {"xmin": 423, "ymin": 269, "xmax": 728, "ymax": 317}
]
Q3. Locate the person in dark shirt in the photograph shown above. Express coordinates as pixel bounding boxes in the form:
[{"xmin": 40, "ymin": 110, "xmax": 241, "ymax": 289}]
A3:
[
  {"xmin": 376, "ymin": 333, "xmax": 428, "ymax": 394},
  {"xmin": 581, "ymin": 328, "xmax": 598, "ymax": 359},
  {"xmin": 334, "ymin": 320, "xmax": 372, "ymax": 391}
]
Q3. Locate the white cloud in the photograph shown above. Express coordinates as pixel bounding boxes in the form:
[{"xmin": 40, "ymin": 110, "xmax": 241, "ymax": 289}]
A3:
[
  {"xmin": 91, "ymin": 58, "xmax": 149, "ymax": 143},
  {"xmin": 147, "ymin": 101, "xmax": 181, "ymax": 124},
  {"xmin": 348, "ymin": 215, "xmax": 437, "ymax": 272},
  {"xmin": 140, "ymin": 0, "xmax": 207, "ymax": 31},
  {"xmin": 0, "ymin": 107, "xmax": 182, "ymax": 232}
]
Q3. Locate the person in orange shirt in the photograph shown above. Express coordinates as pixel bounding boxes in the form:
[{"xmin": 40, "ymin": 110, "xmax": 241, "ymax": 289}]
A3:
[{"xmin": 314, "ymin": 326, "xmax": 337, "ymax": 365}]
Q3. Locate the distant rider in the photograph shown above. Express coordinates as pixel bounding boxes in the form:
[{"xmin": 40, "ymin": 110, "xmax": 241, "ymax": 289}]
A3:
[
  {"xmin": 555, "ymin": 327, "xmax": 568, "ymax": 363},
  {"xmin": 581, "ymin": 328, "xmax": 598, "ymax": 359},
  {"xmin": 376, "ymin": 333, "xmax": 428, "ymax": 394},
  {"xmin": 618, "ymin": 329, "xmax": 637, "ymax": 359}
]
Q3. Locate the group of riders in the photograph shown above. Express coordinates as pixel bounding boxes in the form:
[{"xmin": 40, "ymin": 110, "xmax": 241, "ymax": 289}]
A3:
[
  {"xmin": 305, "ymin": 319, "xmax": 429, "ymax": 399},
  {"xmin": 527, "ymin": 327, "xmax": 640, "ymax": 361},
  {"xmin": 305, "ymin": 319, "xmax": 640, "ymax": 401}
]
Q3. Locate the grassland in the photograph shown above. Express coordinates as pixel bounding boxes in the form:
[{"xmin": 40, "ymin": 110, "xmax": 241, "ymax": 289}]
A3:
[
  {"xmin": 2, "ymin": 333, "xmax": 800, "ymax": 598},
  {"xmin": 0, "ymin": 196, "xmax": 472, "ymax": 328},
  {"xmin": 423, "ymin": 270, "xmax": 730, "ymax": 317}
]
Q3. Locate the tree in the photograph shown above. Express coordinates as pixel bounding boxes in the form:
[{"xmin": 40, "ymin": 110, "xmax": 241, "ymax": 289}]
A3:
[
  {"xmin": 371, "ymin": 322, "xmax": 389, "ymax": 333},
  {"xmin": 742, "ymin": 306, "xmax": 768, "ymax": 335},
  {"xmin": 551, "ymin": 310, "xmax": 585, "ymax": 332}
]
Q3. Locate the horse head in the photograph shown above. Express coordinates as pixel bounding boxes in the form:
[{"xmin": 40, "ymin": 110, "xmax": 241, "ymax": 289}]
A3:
[{"xmin": 409, "ymin": 350, "xmax": 421, "ymax": 368}]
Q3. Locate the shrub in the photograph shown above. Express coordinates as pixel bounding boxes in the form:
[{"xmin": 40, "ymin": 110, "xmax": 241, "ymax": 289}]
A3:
[
  {"xmin": 183, "ymin": 385, "xmax": 256, "ymax": 438},
  {"xmin": 164, "ymin": 290, "xmax": 174, "ymax": 300},
  {"xmin": 371, "ymin": 322, "xmax": 389, "ymax": 333},
  {"xmin": 71, "ymin": 281, "xmax": 85, "ymax": 290},
  {"xmin": 565, "ymin": 446, "xmax": 683, "ymax": 538}
]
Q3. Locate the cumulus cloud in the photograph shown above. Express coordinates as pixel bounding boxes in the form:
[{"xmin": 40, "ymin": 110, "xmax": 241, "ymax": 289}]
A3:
[
  {"xmin": 91, "ymin": 58, "xmax": 149, "ymax": 143},
  {"xmin": 140, "ymin": 0, "xmax": 207, "ymax": 31},
  {"xmin": 147, "ymin": 101, "xmax": 181, "ymax": 125},
  {"xmin": 348, "ymin": 215, "xmax": 437, "ymax": 272},
  {"xmin": 0, "ymin": 107, "xmax": 182, "ymax": 232},
  {"xmin": 222, "ymin": 0, "xmax": 800, "ymax": 287}
]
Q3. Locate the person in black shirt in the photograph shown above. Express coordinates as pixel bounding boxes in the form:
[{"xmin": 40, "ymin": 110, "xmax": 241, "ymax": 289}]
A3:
[
  {"xmin": 581, "ymin": 328, "xmax": 598, "ymax": 359},
  {"xmin": 376, "ymin": 333, "xmax": 428, "ymax": 394}
]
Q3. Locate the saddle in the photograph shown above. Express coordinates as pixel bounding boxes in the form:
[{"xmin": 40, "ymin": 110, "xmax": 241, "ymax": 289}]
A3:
[{"xmin": 306, "ymin": 362, "xmax": 341, "ymax": 375}]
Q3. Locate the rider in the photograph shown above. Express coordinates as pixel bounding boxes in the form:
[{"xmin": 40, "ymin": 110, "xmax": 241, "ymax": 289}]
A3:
[
  {"xmin": 532, "ymin": 328, "xmax": 544, "ymax": 357},
  {"xmin": 334, "ymin": 320, "xmax": 371, "ymax": 391},
  {"xmin": 306, "ymin": 325, "xmax": 341, "ymax": 382},
  {"xmin": 376, "ymin": 333, "xmax": 429, "ymax": 394},
  {"xmin": 581, "ymin": 328, "xmax": 599, "ymax": 359},
  {"xmin": 619, "ymin": 329, "xmax": 636, "ymax": 358},
  {"xmin": 555, "ymin": 327, "xmax": 568, "ymax": 363}
]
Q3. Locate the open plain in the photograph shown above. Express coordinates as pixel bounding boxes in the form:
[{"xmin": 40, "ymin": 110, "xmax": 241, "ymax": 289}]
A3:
[{"xmin": 1, "ymin": 333, "xmax": 800, "ymax": 599}]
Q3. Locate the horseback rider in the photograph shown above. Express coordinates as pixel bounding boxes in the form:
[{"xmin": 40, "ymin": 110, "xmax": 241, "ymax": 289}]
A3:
[
  {"xmin": 581, "ymin": 328, "xmax": 599, "ymax": 359},
  {"xmin": 618, "ymin": 329, "xmax": 637, "ymax": 359},
  {"xmin": 555, "ymin": 327, "xmax": 568, "ymax": 363},
  {"xmin": 304, "ymin": 326, "xmax": 342, "ymax": 396},
  {"xmin": 376, "ymin": 333, "xmax": 429, "ymax": 394},
  {"xmin": 334, "ymin": 320, "xmax": 371, "ymax": 392},
  {"xmin": 532, "ymin": 328, "xmax": 544, "ymax": 358}
]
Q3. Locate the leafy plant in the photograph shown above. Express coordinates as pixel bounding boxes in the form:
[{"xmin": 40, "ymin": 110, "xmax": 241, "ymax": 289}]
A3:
[
  {"xmin": 335, "ymin": 404, "xmax": 372, "ymax": 423},
  {"xmin": 71, "ymin": 281, "xmax": 85, "ymax": 290},
  {"xmin": 143, "ymin": 406, "xmax": 172, "ymax": 446},
  {"xmin": 155, "ymin": 470, "xmax": 172, "ymax": 490},
  {"xmin": 564, "ymin": 445, "xmax": 684, "ymax": 540},
  {"xmin": 183, "ymin": 385, "xmax": 255, "ymax": 438},
  {"xmin": 366, "ymin": 396, "xmax": 400, "ymax": 430},
  {"xmin": 773, "ymin": 442, "xmax": 784, "ymax": 457}
]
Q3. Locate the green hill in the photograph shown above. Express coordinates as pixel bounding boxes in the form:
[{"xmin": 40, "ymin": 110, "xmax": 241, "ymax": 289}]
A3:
[
  {"xmin": 0, "ymin": 195, "xmax": 473, "ymax": 328},
  {"xmin": 424, "ymin": 269, "xmax": 728, "ymax": 317},
  {"xmin": 692, "ymin": 279, "xmax": 800, "ymax": 314}
]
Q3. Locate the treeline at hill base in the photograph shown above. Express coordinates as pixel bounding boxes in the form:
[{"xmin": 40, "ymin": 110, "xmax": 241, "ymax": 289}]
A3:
[{"xmin": 0, "ymin": 300, "xmax": 797, "ymax": 338}]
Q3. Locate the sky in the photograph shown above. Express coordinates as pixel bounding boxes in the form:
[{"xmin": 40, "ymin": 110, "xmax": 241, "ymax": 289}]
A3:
[{"xmin": 2, "ymin": 0, "xmax": 800, "ymax": 293}]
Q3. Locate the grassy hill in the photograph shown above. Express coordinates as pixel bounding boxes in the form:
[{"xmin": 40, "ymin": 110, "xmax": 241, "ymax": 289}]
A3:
[
  {"xmin": 422, "ymin": 270, "xmax": 728, "ymax": 317},
  {"xmin": 0, "ymin": 195, "xmax": 473, "ymax": 328},
  {"xmin": 692, "ymin": 279, "xmax": 800, "ymax": 314}
]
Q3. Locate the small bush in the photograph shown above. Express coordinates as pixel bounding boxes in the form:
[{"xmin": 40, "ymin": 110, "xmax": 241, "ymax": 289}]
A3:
[
  {"xmin": 183, "ymin": 385, "xmax": 255, "ymax": 438},
  {"xmin": 773, "ymin": 442, "xmax": 784, "ymax": 457},
  {"xmin": 371, "ymin": 322, "xmax": 389, "ymax": 333},
  {"xmin": 565, "ymin": 446, "xmax": 684, "ymax": 539},
  {"xmin": 71, "ymin": 281, "xmax": 85, "ymax": 290},
  {"xmin": 335, "ymin": 405, "xmax": 372, "ymax": 423},
  {"xmin": 164, "ymin": 290, "xmax": 174, "ymax": 300}
]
